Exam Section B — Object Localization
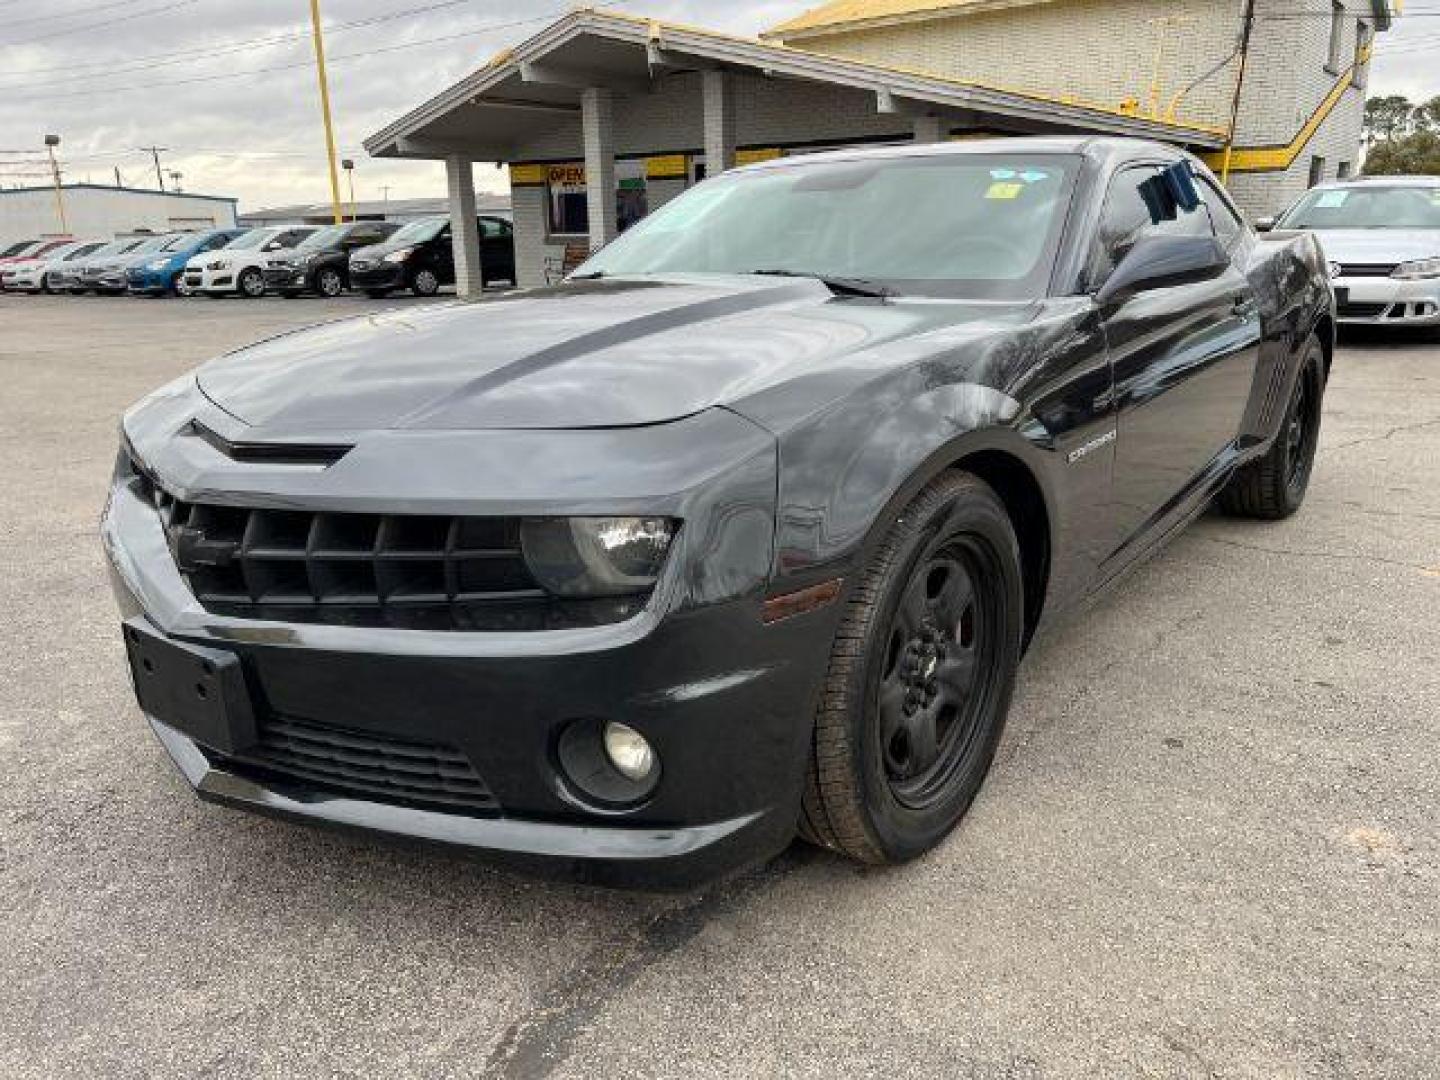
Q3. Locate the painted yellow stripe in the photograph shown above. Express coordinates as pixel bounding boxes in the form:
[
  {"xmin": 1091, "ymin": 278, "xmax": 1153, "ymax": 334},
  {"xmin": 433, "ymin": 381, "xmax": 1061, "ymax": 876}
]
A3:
[
  {"xmin": 736, "ymin": 147, "xmax": 783, "ymax": 165},
  {"xmin": 1201, "ymin": 47, "xmax": 1369, "ymax": 175}
]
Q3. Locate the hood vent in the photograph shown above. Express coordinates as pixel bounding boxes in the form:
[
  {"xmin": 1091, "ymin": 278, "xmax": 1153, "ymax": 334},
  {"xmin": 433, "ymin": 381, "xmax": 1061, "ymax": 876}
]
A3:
[{"xmin": 187, "ymin": 420, "xmax": 352, "ymax": 467}]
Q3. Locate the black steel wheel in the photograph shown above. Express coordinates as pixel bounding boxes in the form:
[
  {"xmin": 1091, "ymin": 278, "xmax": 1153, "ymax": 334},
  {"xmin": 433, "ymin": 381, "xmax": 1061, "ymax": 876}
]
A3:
[
  {"xmin": 1219, "ymin": 332, "xmax": 1325, "ymax": 519},
  {"xmin": 316, "ymin": 267, "xmax": 345, "ymax": 298},
  {"xmin": 237, "ymin": 268, "xmax": 266, "ymax": 298},
  {"xmin": 801, "ymin": 471, "xmax": 1023, "ymax": 864}
]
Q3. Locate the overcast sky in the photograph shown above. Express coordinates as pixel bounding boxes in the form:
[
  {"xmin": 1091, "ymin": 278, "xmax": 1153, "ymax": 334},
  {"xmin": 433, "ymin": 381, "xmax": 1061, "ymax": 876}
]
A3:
[{"xmin": 2, "ymin": 0, "xmax": 1436, "ymax": 213}]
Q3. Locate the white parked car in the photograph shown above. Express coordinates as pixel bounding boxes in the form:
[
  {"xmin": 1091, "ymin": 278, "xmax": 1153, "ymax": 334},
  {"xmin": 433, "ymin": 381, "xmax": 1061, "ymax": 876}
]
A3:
[
  {"xmin": 3, "ymin": 238, "xmax": 108, "ymax": 293},
  {"xmin": 1263, "ymin": 175, "xmax": 1440, "ymax": 333},
  {"xmin": 181, "ymin": 225, "xmax": 316, "ymax": 298}
]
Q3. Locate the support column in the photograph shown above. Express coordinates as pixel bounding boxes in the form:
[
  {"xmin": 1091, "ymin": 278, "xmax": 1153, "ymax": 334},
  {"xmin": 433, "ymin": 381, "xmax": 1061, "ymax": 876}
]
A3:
[
  {"xmin": 445, "ymin": 154, "xmax": 483, "ymax": 298},
  {"xmin": 702, "ymin": 69, "xmax": 736, "ymax": 175},
  {"xmin": 913, "ymin": 115, "xmax": 946, "ymax": 143},
  {"xmin": 581, "ymin": 87, "xmax": 617, "ymax": 251}
]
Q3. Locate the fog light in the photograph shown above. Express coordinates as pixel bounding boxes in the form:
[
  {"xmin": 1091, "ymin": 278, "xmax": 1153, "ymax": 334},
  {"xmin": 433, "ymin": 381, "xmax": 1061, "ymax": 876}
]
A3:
[{"xmin": 603, "ymin": 721, "xmax": 655, "ymax": 781}]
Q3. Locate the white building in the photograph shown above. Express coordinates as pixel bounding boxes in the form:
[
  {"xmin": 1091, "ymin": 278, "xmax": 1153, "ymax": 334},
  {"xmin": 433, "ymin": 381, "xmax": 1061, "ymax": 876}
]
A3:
[{"xmin": 0, "ymin": 183, "xmax": 237, "ymax": 247}]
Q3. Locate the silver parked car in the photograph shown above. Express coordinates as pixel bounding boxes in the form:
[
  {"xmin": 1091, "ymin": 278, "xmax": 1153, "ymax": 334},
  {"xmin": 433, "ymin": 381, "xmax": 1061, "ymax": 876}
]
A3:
[{"xmin": 1262, "ymin": 176, "xmax": 1440, "ymax": 333}]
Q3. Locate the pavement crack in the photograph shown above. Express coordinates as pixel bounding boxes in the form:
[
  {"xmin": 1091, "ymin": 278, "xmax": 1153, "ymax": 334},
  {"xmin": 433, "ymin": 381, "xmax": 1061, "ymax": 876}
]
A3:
[
  {"xmin": 1321, "ymin": 416, "xmax": 1440, "ymax": 454},
  {"xmin": 482, "ymin": 854, "xmax": 803, "ymax": 1079},
  {"xmin": 1193, "ymin": 533, "xmax": 1435, "ymax": 573}
]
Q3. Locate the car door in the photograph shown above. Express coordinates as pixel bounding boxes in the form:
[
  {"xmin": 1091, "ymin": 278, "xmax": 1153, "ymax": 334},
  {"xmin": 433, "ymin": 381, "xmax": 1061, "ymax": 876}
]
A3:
[
  {"xmin": 481, "ymin": 217, "xmax": 515, "ymax": 283},
  {"xmin": 433, "ymin": 222, "xmax": 455, "ymax": 285},
  {"xmin": 1096, "ymin": 164, "xmax": 1262, "ymax": 569}
]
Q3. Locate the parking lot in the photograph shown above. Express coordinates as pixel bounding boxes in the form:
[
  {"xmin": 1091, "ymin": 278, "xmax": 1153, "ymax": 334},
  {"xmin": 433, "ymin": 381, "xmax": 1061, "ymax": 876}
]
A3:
[{"xmin": 2, "ymin": 294, "xmax": 1436, "ymax": 1078}]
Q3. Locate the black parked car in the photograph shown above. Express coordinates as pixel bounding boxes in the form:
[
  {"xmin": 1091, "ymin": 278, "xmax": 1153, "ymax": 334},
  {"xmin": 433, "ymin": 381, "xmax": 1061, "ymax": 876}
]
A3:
[
  {"xmin": 264, "ymin": 220, "xmax": 400, "ymax": 298},
  {"xmin": 107, "ymin": 138, "xmax": 1332, "ymax": 888},
  {"xmin": 349, "ymin": 214, "xmax": 516, "ymax": 297}
]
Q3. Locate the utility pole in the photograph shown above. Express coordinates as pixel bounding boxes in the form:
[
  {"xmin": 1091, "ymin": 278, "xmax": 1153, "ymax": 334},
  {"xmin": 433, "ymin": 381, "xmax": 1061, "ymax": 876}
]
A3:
[
  {"xmin": 44, "ymin": 134, "xmax": 68, "ymax": 233},
  {"xmin": 308, "ymin": 0, "xmax": 345, "ymax": 224},
  {"xmin": 114, "ymin": 165, "xmax": 123, "ymax": 187},
  {"xmin": 1220, "ymin": 0, "xmax": 1257, "ymax": 185},
  {"xmin": 139, "ymin": 146, "xmax": 167, "ymax": 190}
]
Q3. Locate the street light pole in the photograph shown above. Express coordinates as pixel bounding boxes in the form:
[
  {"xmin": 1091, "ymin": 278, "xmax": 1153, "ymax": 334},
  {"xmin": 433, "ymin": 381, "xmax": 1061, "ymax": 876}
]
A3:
[
  {"xmin": 342, "ymin": 158, "xmax": 356, "ymax": 221},
  {"xmin": 308, "ymin": 0, "xmax": 345, "ymax": 225},
  {"xmin": 44, "ymin": 134, "xmax": 68, "ymax": 233}
]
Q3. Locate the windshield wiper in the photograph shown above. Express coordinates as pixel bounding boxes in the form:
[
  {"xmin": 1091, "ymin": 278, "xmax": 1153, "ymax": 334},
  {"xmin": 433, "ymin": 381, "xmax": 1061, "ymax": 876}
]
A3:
[{"xmin": 749, "ymin": 269, "xmax": 897, "ymax": 298}]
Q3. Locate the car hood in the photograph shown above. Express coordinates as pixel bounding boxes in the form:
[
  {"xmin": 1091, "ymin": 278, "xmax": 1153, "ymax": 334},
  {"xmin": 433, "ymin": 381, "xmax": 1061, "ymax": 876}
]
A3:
[
  {"xmin": 1302, "ymin": 228, "xmax": 1440, "ymax": 264},
  {"xmin": 196, "ymin": 276, "xmax": 1040, "ymax": 432}
]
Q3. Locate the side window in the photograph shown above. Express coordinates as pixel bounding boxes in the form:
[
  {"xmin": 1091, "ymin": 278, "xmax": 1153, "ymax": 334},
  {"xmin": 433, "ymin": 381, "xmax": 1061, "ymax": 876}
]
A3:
[{"xmin": 1195, "ymin": 176, "xmax": 1244, "ymax": 244}]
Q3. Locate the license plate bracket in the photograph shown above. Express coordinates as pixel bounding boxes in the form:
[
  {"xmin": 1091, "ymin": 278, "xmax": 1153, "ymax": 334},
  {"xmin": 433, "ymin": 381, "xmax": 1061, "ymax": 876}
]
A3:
[{"xmin": 123, "ymin": 617, "xmax": 256, "ymax": 755}]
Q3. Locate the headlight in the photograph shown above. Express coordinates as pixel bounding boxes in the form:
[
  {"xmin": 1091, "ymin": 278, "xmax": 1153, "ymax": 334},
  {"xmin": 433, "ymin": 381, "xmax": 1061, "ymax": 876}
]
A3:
[
  {"xmin": 381, "ymin": 247, "xmax": 415, "ymax": 264},
  {"xmin": 146, "ymin": 259, "xmax": 170, "ymax": 271},
  {"xmin": 1392, "ymin": 257, "xmax": 1440, "ymax": 280},
  {"xmin": 520, "ymin": 517, "xmax": 675, "ymax": 597}
]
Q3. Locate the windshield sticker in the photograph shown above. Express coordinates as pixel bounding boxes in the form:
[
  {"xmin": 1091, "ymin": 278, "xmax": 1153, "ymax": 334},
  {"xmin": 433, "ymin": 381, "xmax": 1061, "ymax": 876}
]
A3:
[
  {"xmin": 986, "ymin": 182, "xmax": 1025, "ymax": 200},
  {"xmin": 989, "ymin": 168, "xmax": 1017, "ymax": 180},
  {"xmin": 1314, "ymin": 190, "xmax": 1350, "ymax": 208},
  {"xmin": 1019, "ymin": 169, "xmax": 1050, "ymax": 184}
]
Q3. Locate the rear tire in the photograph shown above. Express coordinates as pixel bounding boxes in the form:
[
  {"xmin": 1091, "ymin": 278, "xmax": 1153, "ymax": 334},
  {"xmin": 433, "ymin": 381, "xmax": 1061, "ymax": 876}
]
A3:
[
  {"xmin": 1218, "ymin": 333, "xmax": 1325, "ymax": 520},
  {"xmin": 799, "ymin": 471, "xmax": 1023, "ymax": 864}
]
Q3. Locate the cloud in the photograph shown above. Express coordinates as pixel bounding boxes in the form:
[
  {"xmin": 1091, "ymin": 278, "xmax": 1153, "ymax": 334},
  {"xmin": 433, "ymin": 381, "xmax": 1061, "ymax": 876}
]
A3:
[{"xmin": 2, "ymin": 0, "xmax": 1433, "ymax": 212}]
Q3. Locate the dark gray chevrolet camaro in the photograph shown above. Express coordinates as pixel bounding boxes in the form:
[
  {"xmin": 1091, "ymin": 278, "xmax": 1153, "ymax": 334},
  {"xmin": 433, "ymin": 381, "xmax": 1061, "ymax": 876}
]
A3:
[{"xmin": 105, "ymin": 138, "xmax": 1333, "ymax": 887}]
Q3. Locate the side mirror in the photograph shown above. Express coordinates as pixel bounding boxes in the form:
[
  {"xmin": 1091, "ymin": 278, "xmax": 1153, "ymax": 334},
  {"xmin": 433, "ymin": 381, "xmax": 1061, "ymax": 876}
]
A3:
[
  {"xmin": 1254, "ymin": 216, "xmax": 1276, "ymax": 233},
  {"xmin": 1095, "ymin": 233, "xmax": 1229, "ymax": 305}
]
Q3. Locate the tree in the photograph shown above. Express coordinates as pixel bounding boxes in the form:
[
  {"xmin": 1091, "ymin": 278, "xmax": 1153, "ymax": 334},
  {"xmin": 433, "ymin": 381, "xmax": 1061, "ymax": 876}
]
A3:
[
  {"xmin": 1412, "ymin": 95, "xmax": 1440, "ymax": 134},
  {"xmin": 1364, "ymin": 130, "xmax": 1440, "ymax": 175},
  {"xmin": 1363, "ymin": 94, "xmax": 1414, "ymax": 145}
]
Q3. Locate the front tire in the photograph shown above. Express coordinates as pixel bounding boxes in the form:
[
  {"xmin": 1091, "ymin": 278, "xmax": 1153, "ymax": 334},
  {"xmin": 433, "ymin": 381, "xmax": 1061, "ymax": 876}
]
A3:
[
  {"xmin": 410, "ymin": 268, "xmax": 440, "ymax": 297},
  {"xmin": 237, "ymin": 268, "xmax": 266, "ymax": 298},
  {"xmin": 316, "ymin": 268, "xmax": 344, "ymax": 298},
  {"xmin": 800, "ymin": 471, "xmax": 1023, "ymax": 864},
  {"xmin": 1219, "ymin": 333, "xmax": 1325, "ymax": 520}
]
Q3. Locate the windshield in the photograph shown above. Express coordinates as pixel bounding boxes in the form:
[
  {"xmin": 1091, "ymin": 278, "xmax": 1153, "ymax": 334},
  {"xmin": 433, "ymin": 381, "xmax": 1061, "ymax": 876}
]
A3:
[
  {"xmin": 388, "ymin": 217, "xmax": 447, "ymax": 243},
  {"xmin": 160, "ymin": 234, "xmax": 191, "ymax": 252},
  {"xmin": 1279, "ymin": 185, "xmax": 1440, "ymax": 230},
  {"xmin": 224, "ymin": 228, "xmax": 275, "ymax": 250},
  {"xmin": 125, "ymin": 236, "xmax": 171, "ymax": 255},
  {"xmin": 2, "ymin": 240, "xmax": 34, "ymax": 257},
  {"xmin": 577, "ymin": 153, "xmax": 1077, "ymax": 299},
  {"xmin": 295, "ymin": 225, "xmax": 345, "ymax": 251}
]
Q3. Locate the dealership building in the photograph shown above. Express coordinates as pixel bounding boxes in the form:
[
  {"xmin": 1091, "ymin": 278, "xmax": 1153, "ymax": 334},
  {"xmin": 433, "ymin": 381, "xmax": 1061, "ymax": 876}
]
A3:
[
  {"xmin": 0, "ymin": 184, "xmax": 237, "ymax": 249},
  {"xmin": 365, "ymin": 1, "xmax": 1392, "ymax": 294}
]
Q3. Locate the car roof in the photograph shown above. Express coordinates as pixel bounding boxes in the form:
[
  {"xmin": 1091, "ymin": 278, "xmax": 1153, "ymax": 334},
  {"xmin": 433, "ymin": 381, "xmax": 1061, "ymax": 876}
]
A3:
[
  {"xmin": 731, "ymin": 135, "xmax": 1187, "ymax": 175},
  {"xmin": 1319, "ymin": 175, "xmax": 1440, "ymax": 189}
]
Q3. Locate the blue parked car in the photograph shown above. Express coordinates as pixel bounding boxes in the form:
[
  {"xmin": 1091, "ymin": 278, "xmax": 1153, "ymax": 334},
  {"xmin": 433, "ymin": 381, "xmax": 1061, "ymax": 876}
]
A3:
[{"xmin": 126, "ymin": 228, "xmax": 247, "ymax": 296}]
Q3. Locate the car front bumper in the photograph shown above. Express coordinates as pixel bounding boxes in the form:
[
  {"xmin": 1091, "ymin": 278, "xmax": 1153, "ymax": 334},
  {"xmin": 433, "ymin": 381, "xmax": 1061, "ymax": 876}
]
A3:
[
  {"xmin": 102, "ymin": 410, "xmax": 829, "ymax": 888},
  {"xmin": 348, "ymin": 261, "xmax": 405, "ymax": 289},
  {"xmin": 1, "ymin": 267, "xmax": 39, "ymax": 290},
  {"xmin": 183, "ymin": 265, "xmax": 239, "ymax": 293},
  {"xmin": 1335, "ymin": 275, "xmax": 1440, "ymax": 326},
  {"xmin": 127, "ymin": 267, "xmax": 176, "ymax": 293},
  {"xmin": 264, "ymin": 265, "xmax": 311, "ymax": 291}
]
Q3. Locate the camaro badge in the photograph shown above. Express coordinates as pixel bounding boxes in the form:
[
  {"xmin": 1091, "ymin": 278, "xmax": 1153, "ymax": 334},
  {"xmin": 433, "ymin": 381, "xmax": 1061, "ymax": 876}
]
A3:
[{"xmin": 1067, "ymin": 429, "xmax": 1117, "ymax": 464}]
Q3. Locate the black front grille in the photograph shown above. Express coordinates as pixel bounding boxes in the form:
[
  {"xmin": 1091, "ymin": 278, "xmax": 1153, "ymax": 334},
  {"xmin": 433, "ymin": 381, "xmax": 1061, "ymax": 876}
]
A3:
[
  {"xmin": 1338, "ymin": 301, "xmax": 1389, "ymax": 318},
  {"xmin": 1336, "ymin": 263, "xmax": 1397, "ymax": 278},
  {"xmin": 224, "ymin": 715, "xmax": 499, "ymax": 815},
  {"xmin": 132, "ymin": 470, "xmax": 645, "ymax": 631}
]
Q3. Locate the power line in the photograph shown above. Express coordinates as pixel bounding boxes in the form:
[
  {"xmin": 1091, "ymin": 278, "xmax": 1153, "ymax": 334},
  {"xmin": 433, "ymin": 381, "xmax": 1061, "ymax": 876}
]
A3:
[
  {"xmin": 0, "ymin": 0, "xmax": 168, "ymax": 32},
  {"xmin": 0, "ymin": 0, "xmax": 554, "ymax": 86},
  {"xmin": 0, "ymin": 10, "xmax": 575, "ymax": 101},
  {"xmin": 1, "ymin": 0, "xmax": 204, "ymax": 49}
]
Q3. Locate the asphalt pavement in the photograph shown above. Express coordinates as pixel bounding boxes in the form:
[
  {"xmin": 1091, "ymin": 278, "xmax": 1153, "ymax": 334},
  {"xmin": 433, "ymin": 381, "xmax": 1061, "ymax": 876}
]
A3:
[{"xmin": 2, "ymin": 293, "xmax": 1436, "ymax": 1078}]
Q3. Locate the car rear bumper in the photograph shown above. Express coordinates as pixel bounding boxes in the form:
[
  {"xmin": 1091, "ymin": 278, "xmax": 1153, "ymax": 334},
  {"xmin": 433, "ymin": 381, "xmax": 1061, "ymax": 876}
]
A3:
[
  {"xmin": 1335, "ymin": 276, "xmax": 1440, "ymax": 326},
  {"xmin": 101, "ymin": 447, "xmax": 828, "ymax": 888}
]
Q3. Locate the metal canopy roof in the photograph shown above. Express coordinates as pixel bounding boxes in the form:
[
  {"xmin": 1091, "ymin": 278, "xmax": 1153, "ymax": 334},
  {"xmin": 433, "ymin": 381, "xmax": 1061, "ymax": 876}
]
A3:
[{"xmin": 363, "ymin": 7, "xmax": 1227, "ymax": 161}]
